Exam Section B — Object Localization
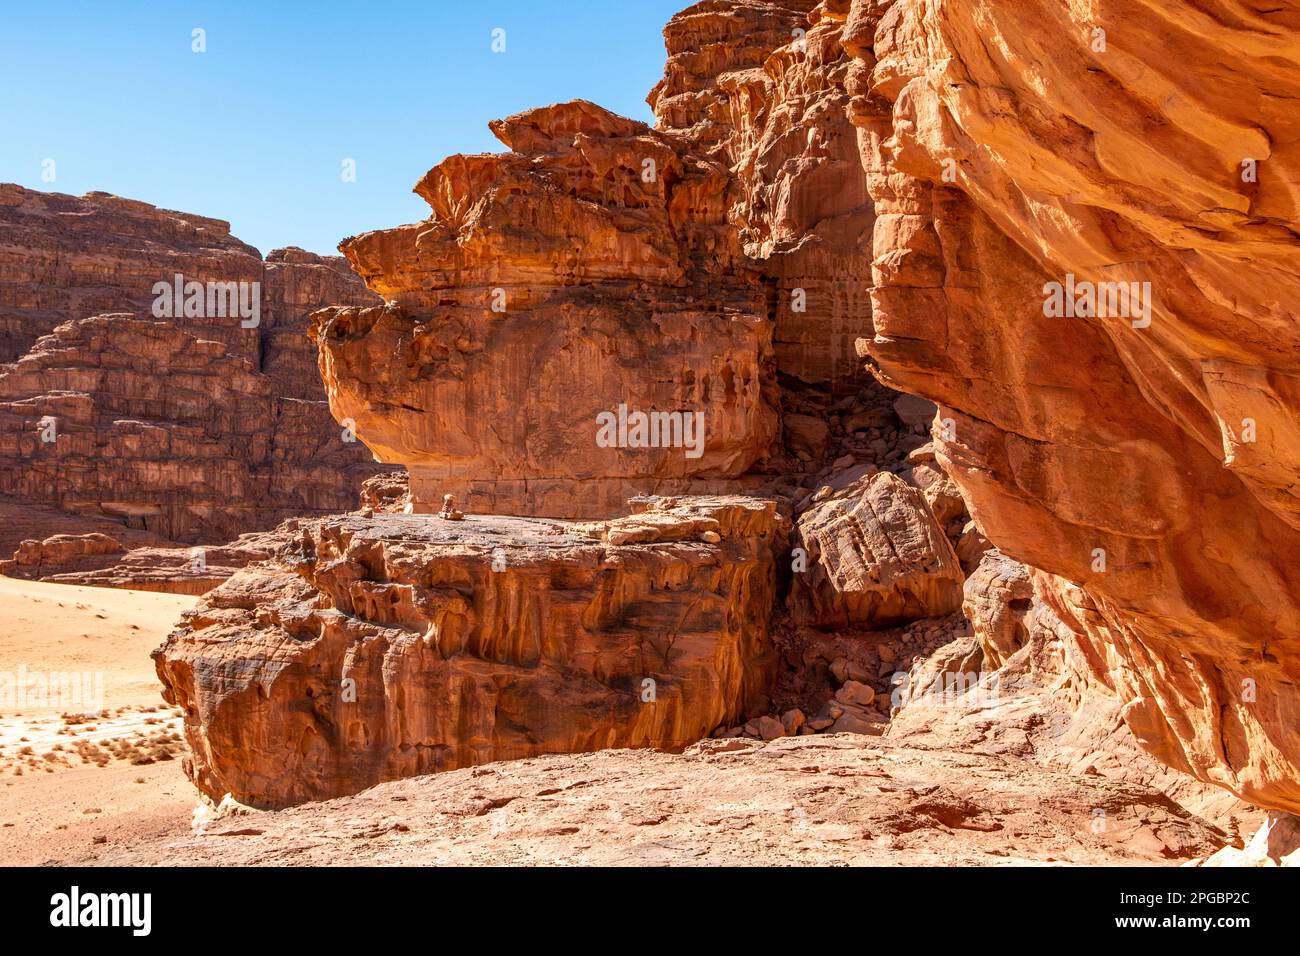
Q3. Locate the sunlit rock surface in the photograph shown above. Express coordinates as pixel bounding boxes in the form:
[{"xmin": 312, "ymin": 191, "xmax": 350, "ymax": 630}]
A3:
[
  {"xmin": 155, "ymin": 496, "xmax": 786, "ymax": 807},
  {"xmin": 845, "ymin": 0, "xmax": 1300, "ymax": 812}
]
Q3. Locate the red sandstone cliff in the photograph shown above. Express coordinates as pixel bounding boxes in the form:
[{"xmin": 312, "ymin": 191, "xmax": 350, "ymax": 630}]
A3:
[
  {"xmin": 651, "ymin": 0, "xmax": 873, "ymax": 392},
  {"xmin": 315, "ymin": 100, "xmax": 779, "ymax": 518},
  {"xmin": 0, "ymin": 184, "xmax": 385, "ymax": 542},
  {"xmin": 143, "ymin": 0, "xmax": 1298, "ymax": 844}
]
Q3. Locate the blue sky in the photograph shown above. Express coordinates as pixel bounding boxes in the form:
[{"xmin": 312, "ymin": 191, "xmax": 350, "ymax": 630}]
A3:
[{"xmin": 0, "ymin": 0, "xmax": 684, "ymax": 255}]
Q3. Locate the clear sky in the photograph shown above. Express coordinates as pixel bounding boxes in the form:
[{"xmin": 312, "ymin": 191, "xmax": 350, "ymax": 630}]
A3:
[{"xmin": 0, "ymin": 0, "xmax": 685, "ymax": 256}]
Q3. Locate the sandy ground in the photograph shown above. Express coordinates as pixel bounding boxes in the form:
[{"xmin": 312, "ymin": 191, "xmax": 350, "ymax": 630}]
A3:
[{"xmin": 0, "ymin": 576, "xmax": 198, "ymax": 864}]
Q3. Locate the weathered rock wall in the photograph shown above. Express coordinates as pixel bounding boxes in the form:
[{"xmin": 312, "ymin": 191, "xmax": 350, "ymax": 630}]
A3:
[
  {"xmin": 0, "ymin": 185, "xmax": 385, "ymax": 542},
  {"xmin": 315, "ymin": 101, "xmax": 779, "ymax": 518},
  {"xmin": 0, "ymin": 314, "xmax": 384, "ymax": 541},
  {"xmin": 845, "ymin": 0, "xmax": 1300, "ymax": 812},
  {"xmin": 651, "ymin": 0, "xmax": 873, "ymax": 392}
]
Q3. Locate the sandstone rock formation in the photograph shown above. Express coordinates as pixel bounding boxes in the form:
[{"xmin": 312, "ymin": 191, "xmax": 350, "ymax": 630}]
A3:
[
  {"xmin": 844, "ymin": 0, "xmax": 1300, "ymax": 814},
  {"xmin": 885, "ymin": 561, "xmax": 1263, "ymax": 835},
  {"xmin": 143, "ymin": 0, "xmax": 1299, "ymax": 840},
  {"xmin": 314, "ymin": 100, "xmax": 779, "ymax": 518},
  {"xmin": 0, "ymin": 185, "xmax": 384, "ymax": 542},
  {"xmin": 155, "ymin": 496, "xmax": 785, "ymax": 806},
  {"xmin": 0, "ymin": 185, "xmax": 255, "ymax": 362},
  {"xmin": 789, "ymin": 470, "xmax": 963, "ymax": 629},
  {"xmin": 0, "ymin": 492, "xmax": 171, "ymax": 557},
  {"xmin": 312, "ymin": 1, "xmax": 883, "ymax": 518},
  {"xmin": 651, "ymin": 0, "xmax": 873, "ymax": 393},
  {"xmin": 0, "ymin": 314, "xmax": 383, "ymax": 542},
  {"xmin": 959, "ymin": 550, "xmax": 1033, "ymax": 671},
  {"xmin": 0, "ymin": 527, "xmax": 281, "ymax": 595},
  {"xmin": 1203, "ymin": 812, "xmax": 1300, "ymax": 867}
]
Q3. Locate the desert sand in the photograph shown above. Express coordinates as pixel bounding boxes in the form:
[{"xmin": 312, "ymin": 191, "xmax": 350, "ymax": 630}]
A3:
[{"xmin": 0, "ymin": 576, "xmax": 197, "ymax": 865}]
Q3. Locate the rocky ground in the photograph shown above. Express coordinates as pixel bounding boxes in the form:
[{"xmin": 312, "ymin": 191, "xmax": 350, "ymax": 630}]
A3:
[
  {"xmin": 0, "ymin": 571, "xmax": 1258, "ymax": 867},
  {"xmin": 4, "ymin": 568, "xmax": 1287, "ymax": 866},
  {"xmin": 76, "ymin": 734, "xmax": 1228, "ymax": 867}
]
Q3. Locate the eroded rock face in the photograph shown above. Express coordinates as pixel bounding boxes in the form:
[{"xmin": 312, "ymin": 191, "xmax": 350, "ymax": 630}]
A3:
[
  {"xmin": 262, "ymin": 247, "xmax": 382, "ymax": 401},
  {"xmin": 1203, "ymin": 813, "xmax": 1300, "ymax": 868},
  {"xmin": 846, "ymin": 0, "xmax": 1300, "ymax": 812},
  {"xmin": 651, "ymin": 0, "xmax": 873, "ymax": 393},
  {"xmin": 789, "ymin": 470, "xmax": 963, "ymax": 629},
  {"xmin": 0, "ymin": 314, "xmax": 383, "ymax": 542},
  {"xmin": 0, "ymin": 527, "xmax": 282, "ymax": 595},
  {"xmin": 311, "ymin": 3, "xmax": 886, "ymax": 519},
  {"xmin": 155, "ymin": 496, "xmax": 785, "ymax": 807},
  {"xmin": 888, "ymin": 560, "xmax": 1262, "ymax": 833},
  {"xmin": 962, "ymin": 551, "xmax": 1033, "ymax": 671},
  {"xmin": 144, "ymin": 0, "xmax": 1296, "ymax": 826},
  {"xmin": 314, "ymin": 101, "xmax": 779, "ymax": 518},
  {"xmin": 0, "ymin": 185, "xmax": 258, "ymax": 362},
  {"xmin": 0, "ymin": 185, "xmax": 384, "ymax": 541}
]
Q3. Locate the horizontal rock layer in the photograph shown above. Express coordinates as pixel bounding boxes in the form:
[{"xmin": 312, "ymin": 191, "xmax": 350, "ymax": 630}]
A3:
[
  {"xmin": 0, "ymin": 314, "xmax": 385, "ymax": 541},
  {"xmin": 0, "ymin": 527, "xmax": 281, "ymax": 595},
  {"xmin": 0, "ymin": 185, "xmax": 385, "ymax": 541}
]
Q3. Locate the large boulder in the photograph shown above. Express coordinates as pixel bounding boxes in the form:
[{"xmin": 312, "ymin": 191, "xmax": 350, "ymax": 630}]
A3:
[
  {"xmin": 154, "ymin": 496, "xmax": 786, "ymax": 807},
  {"xmin": 790, "ymin": 470, "xmax": 964, "ymax": 629},
  {"xmin": 313, "ymin": 101, "xmax": 780, "ymax": 519},
  {"xmin": 963, "ymin": 550, "xmax": 1034, "ymax": 670}
]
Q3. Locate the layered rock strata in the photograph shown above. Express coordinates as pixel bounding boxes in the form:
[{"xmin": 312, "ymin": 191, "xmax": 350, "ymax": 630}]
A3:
[
  {"xmin": 315, "ymin": 101, "xmax": 778, "ymax": 518},
  {"xmin": 0, "ymin": 185, "xmax": 258, "ymax": 362},
  {"xmin": 154, "ymin": 0, "xmax": 1298, "ymax": 831},
  {"xmin": 651, "ymin": 0, "xmax": 874, "ymax": 392},
  {"xmin": 0, "ymin": 314, "xmax": 384, "ymax": 541},
  {"xmin": 315, "ymin": 2, "xmax": 881, "ymax": 518},
  {"xmin": 0, "ymin": 527, "xmax": 282, "ymax": 595},
  {"xmin": 0, "ymin": 185, "xmax": 384, "ymax": 541}
]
